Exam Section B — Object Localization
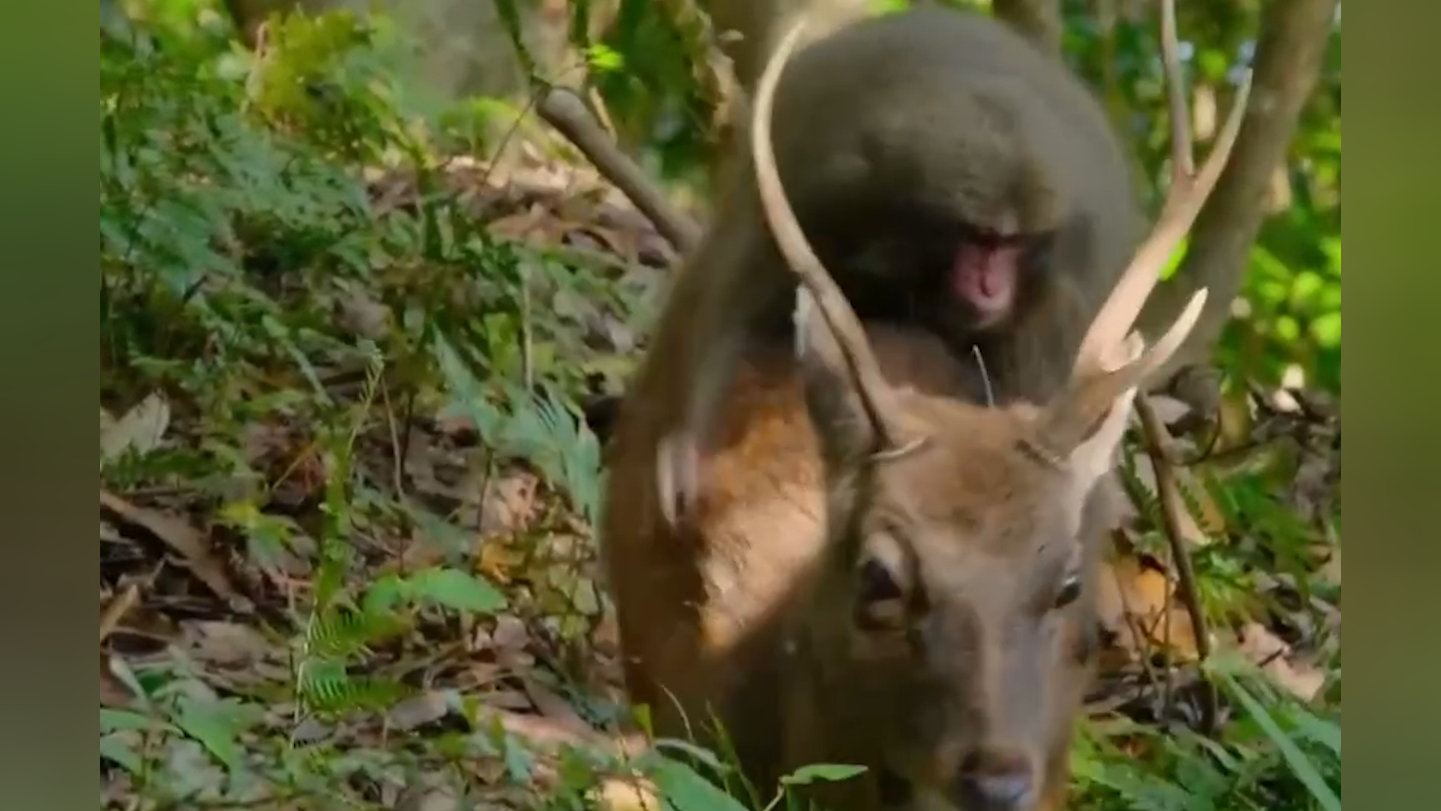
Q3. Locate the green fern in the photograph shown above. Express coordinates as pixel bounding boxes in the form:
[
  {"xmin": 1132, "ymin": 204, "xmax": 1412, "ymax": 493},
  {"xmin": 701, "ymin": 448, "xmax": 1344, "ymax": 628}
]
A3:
[{"xmin": 431, "ymin": 331, "xmax": 606, "ymax": 525}]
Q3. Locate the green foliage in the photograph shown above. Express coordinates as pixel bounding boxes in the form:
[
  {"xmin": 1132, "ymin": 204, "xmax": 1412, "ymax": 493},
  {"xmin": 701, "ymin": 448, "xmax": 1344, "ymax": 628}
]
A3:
[
  {"xmin": 100, "ymin": 7, "xmax": 622, "ymax": 806},
  {"xmin": 1073, "ymin": 656, "xmax": 1340, "ymax": 811}
]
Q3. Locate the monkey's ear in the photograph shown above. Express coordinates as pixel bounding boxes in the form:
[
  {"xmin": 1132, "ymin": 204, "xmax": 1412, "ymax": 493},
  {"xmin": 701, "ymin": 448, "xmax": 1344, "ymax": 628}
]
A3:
[{"xmin": 794, "ymin": 286, "xmax": 878, "ymax": 469}]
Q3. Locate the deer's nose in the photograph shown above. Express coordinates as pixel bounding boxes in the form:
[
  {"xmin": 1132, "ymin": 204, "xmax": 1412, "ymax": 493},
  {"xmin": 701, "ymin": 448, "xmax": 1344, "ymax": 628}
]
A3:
[{"xmin": 955, "ymin": 751, "xmax": 1035, "ymax": 811}]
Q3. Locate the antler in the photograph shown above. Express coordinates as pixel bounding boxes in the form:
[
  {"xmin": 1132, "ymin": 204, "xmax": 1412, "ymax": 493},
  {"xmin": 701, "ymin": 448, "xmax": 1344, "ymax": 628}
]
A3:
[
  {"xmin": 751, "ymin": 19, "xmax": 918, "ymax": 456},
  {"xmin": 1035, "ymin": 0, "xmax": 1252, "ymax": 456}
]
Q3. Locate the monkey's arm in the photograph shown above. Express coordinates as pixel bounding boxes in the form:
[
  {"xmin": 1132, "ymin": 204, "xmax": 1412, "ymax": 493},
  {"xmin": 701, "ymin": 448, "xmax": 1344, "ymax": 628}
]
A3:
[
  {"xmin": 683, "ymin": 200, "xmax": 787, "ymax": 443},
  {"xmin": 657, "ymin": 182, "xmax": 794, "ymax": 523}
]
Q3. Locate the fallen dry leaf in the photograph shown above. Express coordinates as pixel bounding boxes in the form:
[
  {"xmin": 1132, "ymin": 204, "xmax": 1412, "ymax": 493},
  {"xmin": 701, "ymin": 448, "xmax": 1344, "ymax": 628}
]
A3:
[
  {"xmin": 179, "ymin": 620, "xmax": 276, "ymax": 669},
  {"xmin": 1146, "ymin": 394, "xmax": 1195, "ymax": 425},
  {"xmin": 100, "ymin": 652, "xmax": 136, "ymax": 708},
  {"xmin": 1234, "ymin": 621, "xmax": 1327, "ymax": 702},
  {"xmin": 1096, "ymin": 555, "xmax": 1201, "ymax": 662},
  {"xmin": 100, "ymin": 392, "xmax": 170, "ymax": 465},
  {"xmin": 590, "ymin": 776, "xmax": 662, "ymax": 811},
  {"xmin": 521, "ymin": 677, "xmax": 593, "ymax": 739},
  {"xmin": 335, "ymin": 286, "xmax": 392, "ymax": 341},
  {"xmin": 100, "ymin": 490, "xmax": 252, "ymax": 613},
  {"xmin": 394, "ymin": 783, "xmax": 463, "ymax": 811},
  {"xmin": 477, "ymin": 468, "xmax": 541, "ymax": 536},
  {"xmin": 488, "ymin": 614, "xmax": 532, "ymax": 669},
  {"xmin": 387, "ymin": 689, "xmax": 456, "ymax": 731},
  {"xmin": 100, "ymin": 583, "xmax": 142, "ymax": 643}
]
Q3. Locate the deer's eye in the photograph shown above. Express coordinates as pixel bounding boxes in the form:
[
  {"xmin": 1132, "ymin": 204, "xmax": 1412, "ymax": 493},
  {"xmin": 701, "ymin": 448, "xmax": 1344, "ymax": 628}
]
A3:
[
  {"xmin": 1052, "ymin": 573, "xmax": 1083, "ymax": 610},
  {"xmin": 854, "ymin": 556, "xmax": 906, "ymax": 630}
]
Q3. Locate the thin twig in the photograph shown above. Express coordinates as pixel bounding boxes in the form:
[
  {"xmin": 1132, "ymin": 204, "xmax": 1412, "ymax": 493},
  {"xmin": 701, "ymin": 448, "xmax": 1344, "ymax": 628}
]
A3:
[
  {"xmin": 380, "ymin": 379, "xmax": 406, "ymax": 497},
  {"xmin": 1158, "ymin": 0, "xmax": 1195, "ymax": 183},
  {"xmin": 100, "ymin": 582, "xmax": 142, "ymax": 643},
  {"xmin": 1107, "ymin": 531, "xmax": 1163, "ymax": 701},
  {"xmin": 537, "ymin": 87, "xmax": 702, "ymax": 253},
  {"xmin": 1135, "ymin": 394, "xmax": 1217, "ymax": 731}
]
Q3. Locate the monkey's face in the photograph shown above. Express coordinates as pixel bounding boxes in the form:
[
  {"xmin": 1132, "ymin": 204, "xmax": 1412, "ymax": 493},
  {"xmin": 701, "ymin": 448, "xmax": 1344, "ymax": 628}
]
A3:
[
  {"xmin": 949, "ymin": 235, "xmax": 1023, "ymax": 329},
  {"xmin": 928, "ymin": 224, "xmax": 1056, "ymax": 337},
  {"xmin": 807, "ymin": 203, "xmax": 1055, "ymax": 347}
]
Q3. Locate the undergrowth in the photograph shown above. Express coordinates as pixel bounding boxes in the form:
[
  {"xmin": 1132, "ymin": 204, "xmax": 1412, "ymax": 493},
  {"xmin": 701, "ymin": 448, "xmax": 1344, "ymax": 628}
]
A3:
[{"xmin": 99, "ymin": 6, "xmax": 1339, "ymax": 811}]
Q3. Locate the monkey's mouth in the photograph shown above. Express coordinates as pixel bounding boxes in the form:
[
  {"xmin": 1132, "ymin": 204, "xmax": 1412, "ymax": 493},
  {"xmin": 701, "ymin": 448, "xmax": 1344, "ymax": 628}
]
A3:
[{"xmin": 952, "ymin": 238, "xmax": 1022, "ymax": 326}]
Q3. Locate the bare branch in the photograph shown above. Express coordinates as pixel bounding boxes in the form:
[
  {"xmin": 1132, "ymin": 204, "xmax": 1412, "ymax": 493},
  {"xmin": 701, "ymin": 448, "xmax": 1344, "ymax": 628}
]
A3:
[
  {"xmin": 1158, "ymin": 0, "xmax": 1194, "ymax": 183},
  {"xmin": 992, "ymin": 0, "xmax": 1064, "ymax": 55},
  {"xmin": 1068, "ymin": 0, "xmax": 1248, "ymax": 388},
  {"xmin": 1134, "ymin": 394, "xmax": 1216, "ymax": 732},
  {"xmin": 1138, "ymin": 0, "xmax": 1341, "ymax": 386},
  {"xmin": 537, "ymin": 87, "xmax": 703, "ymax": 253}
]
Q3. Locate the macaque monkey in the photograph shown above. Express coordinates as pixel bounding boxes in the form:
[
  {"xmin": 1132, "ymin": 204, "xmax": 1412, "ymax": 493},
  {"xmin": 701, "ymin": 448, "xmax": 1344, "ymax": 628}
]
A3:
[{"xmin": 652, "ymin": 4, "xmax": 1146, "ymax": 523}]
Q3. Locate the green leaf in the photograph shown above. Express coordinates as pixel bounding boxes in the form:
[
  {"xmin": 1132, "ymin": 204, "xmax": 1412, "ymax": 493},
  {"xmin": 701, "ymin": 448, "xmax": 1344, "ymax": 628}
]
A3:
[
  {"xmin": 100, "ymin": 732, "xmax": 144, "ymax": 774},
  {"xmin": 99, "ymin": 708, "xmax": 157, "ymax": 733},
  {"xmin": 1290, "ymin": 711, "xmax": 1342, "ymax": 758},
  {"xmin": 409, "ymin": 567, "xmax": 507, "ymax": 614},
  {"xmin": 653, "ymin": 737, "xmax": 729, "ymax": 773},
  {"xmin": 172, "ymin": 696, "xmax": 246, "ymax": 771},
  {"xmin": 362, "ymin": 573, "xmax": 411, "ymax": 615},
  {"xmin": 649, "ymin": 755, "xmax": 751, "ymax": 811},
  {"xmin": 1309, "ymin": 311, "xmax": 1341, "ymax": 349},
  {"xmin": 781, "ymin": 763, "xmax": 869, "ymax": 785},
  {"xmin": 586, "ymin": 43, "xmax": 625, "ymax": 73},
  {"xmin": 1214, "ymin": 670, "xmax": 1341, "ymax": 811}
]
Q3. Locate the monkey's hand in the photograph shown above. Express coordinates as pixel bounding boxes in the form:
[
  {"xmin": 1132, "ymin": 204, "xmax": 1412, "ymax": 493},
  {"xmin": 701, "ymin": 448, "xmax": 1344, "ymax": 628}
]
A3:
[{"xmin": 657, "ymin": 431, "xmax": 703, "ymax": 528}]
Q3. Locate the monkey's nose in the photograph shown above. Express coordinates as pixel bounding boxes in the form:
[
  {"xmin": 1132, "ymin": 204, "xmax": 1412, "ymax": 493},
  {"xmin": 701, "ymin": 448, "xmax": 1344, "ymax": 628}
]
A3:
[{"xmin": 955, "ymin": 753, "xmax": 1035, "ymax": 811}]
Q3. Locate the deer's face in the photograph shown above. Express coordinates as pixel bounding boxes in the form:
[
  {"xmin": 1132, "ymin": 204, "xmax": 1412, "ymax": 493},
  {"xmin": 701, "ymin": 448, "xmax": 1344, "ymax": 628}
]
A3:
[{"xmin": 803, "ymin": 400, "xmax": 1103, "ymax": 811}]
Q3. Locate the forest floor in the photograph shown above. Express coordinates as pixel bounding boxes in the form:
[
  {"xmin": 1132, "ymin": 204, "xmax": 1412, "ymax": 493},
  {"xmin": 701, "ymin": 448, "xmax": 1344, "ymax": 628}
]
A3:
[{"xmin": 100, "ymin": 138, "xmax": 1341, "ymax": 811}]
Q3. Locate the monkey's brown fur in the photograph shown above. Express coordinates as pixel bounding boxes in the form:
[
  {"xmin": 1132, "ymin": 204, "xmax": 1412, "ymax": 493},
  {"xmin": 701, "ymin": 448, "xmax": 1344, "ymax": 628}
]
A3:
[{"xmin": 664, "ymin": 6, "xmax": 1145, "ymax": 521}]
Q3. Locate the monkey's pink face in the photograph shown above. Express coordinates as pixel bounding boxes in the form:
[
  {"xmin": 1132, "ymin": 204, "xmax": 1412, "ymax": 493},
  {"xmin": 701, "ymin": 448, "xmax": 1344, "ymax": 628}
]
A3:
[{"xmin": 951, "ymin": 240, "xmax": 1023, "ymax": 329}]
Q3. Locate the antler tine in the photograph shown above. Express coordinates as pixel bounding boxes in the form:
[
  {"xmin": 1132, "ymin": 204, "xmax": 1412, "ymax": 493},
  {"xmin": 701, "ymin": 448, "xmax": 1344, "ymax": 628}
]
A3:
[
  {"xmin": 752, "ymin": 19, "xmax": 909, "ymax": 452},
  {"xmin": 1073, "ymin": 0, "xmax": 1253, "ymax": 376}
]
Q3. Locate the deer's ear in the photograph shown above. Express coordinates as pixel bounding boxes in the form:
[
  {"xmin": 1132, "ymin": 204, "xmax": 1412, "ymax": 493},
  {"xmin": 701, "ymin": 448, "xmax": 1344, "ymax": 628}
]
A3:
[{"xmin": 795, "ymin": 287, "xmax": 877, "ymax": 471}]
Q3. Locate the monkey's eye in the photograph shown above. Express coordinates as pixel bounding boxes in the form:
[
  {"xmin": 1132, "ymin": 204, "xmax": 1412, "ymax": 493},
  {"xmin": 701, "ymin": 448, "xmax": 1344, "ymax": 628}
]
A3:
[
  {"xmin": 854, "ymin": 557, "xmax": 906, "ymax": 629},
  {"xmin": 1052, "ymin": 574, "xmax": 1083, "ymax": 610}
]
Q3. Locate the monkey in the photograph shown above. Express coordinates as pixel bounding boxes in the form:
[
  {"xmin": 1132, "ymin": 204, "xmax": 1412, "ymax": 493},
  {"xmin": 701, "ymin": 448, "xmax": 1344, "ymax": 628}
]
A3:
[{"xmin": 650, "ymin": 4, "xmax": 1147, "ymax": 523}]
